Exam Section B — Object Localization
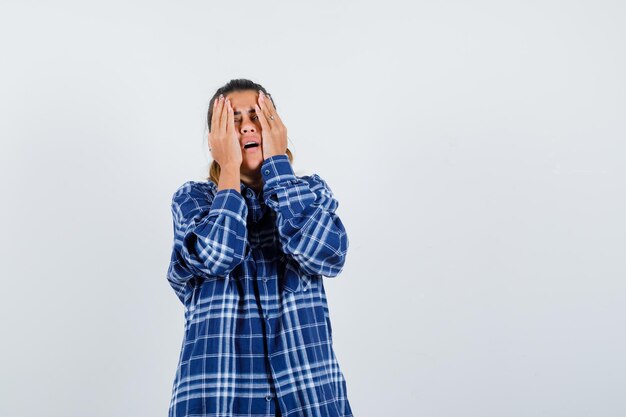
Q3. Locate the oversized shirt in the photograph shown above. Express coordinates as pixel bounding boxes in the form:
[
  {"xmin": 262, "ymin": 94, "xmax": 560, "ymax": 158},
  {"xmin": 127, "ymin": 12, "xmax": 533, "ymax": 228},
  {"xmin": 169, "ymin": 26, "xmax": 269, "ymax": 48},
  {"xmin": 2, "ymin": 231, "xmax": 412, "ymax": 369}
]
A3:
[{"xmin": 166, "ymin": 154, "xmax": 354, "ymax": 417}]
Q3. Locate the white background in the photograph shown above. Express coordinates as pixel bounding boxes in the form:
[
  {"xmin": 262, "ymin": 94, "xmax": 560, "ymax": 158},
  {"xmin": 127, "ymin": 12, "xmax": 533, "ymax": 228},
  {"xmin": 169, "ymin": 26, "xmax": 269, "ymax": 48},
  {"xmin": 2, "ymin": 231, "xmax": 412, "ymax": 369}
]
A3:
[{"xmin": 1, "ymin": 1, "xmax": 625, "ymax": 416}]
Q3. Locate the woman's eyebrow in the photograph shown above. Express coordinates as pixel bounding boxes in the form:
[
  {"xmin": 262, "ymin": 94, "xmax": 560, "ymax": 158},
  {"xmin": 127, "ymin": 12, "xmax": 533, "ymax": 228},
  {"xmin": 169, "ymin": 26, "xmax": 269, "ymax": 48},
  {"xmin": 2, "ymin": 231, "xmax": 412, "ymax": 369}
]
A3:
[{"xmin": 233, "ymin": 107, "xmax": 256, "ymax": 116}]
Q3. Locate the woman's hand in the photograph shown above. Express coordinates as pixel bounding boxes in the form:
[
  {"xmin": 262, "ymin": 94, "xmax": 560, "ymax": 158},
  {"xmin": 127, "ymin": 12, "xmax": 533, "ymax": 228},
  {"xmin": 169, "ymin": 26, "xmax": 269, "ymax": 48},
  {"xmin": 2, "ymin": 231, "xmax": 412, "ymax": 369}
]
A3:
[
  {"xmin": 209, "ymin": 95, "xmax": 242, "ymax": 169},
  {"xmin": 255, "ymin": 91, "xmax": 287, "ymax": 158}
]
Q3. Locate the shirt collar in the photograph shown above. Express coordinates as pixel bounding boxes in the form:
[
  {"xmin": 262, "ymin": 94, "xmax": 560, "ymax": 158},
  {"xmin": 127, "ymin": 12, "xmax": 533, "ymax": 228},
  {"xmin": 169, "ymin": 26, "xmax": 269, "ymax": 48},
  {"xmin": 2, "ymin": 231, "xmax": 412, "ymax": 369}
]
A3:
[
  {"xmin": 239, "ymin": 181, "xmax": 262, "ymax": 199},
  {"xmin": 239, "ymin": 181, "xmax": 268, "ymax": 224}
]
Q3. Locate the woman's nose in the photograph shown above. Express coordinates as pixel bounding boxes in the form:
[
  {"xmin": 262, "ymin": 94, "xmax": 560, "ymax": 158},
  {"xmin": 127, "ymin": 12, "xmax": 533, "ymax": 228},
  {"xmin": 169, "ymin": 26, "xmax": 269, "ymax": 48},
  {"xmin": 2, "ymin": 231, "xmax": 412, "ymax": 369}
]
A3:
[{"xmin": 240, "ymin": 121, "xmax": 257, "ymax": 133}]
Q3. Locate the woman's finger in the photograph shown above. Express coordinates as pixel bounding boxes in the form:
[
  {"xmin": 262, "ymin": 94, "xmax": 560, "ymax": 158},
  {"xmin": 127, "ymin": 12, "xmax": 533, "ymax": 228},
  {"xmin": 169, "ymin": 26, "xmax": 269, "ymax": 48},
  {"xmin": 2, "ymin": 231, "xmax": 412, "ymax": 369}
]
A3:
[
  {"xmin": 258, "ymin": 92, "xmax": 279, "ymax": 126},
  {"xmin": 211, "ymin": 97, "xmax": 220, "ymax": 132},
  {"xmin": 219, "ymin": 96, "xmax": 228, "ymax": 136},
  {"xmin": 209, "ymin": 96, "xmax": 223, "ymax": 149},
  {"xmin": 226, "ymin": 98, "xmax": 234, "ymax": 135},
  {"xmin": 210, "ymin": 96, "xmax": 221, "ymax": 135},
  {"xmin": 255, "ymin": 101, "xmax": 271, "ymax": 134},
  {"xmin": 262, "ymin": 93, "xmax": 282, "ymax": 123}
]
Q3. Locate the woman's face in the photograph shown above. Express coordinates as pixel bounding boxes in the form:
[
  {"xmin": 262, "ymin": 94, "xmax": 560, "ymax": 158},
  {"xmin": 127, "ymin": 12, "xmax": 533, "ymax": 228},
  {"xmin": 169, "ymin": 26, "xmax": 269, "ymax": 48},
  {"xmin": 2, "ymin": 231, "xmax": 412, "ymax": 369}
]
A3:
[{"xmin": 225, "ymin": 89, "xmax": 264, "ymax": 176}]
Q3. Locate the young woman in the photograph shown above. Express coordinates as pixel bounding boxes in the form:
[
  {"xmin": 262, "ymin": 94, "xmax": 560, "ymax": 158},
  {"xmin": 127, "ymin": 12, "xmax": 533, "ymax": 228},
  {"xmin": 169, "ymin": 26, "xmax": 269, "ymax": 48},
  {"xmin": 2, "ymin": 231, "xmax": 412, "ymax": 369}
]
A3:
[{"xmin": 166, "ymin": 79, "xmax": 354, "ymax": 417}]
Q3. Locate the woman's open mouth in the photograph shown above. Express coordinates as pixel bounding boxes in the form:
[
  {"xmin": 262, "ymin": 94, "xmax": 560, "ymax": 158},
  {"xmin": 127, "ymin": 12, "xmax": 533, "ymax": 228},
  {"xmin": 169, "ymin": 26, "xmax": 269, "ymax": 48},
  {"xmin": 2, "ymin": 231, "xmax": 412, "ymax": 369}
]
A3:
[{"xmin": 243, "ymin": 142, "xmax": 261, "ymax": 152}]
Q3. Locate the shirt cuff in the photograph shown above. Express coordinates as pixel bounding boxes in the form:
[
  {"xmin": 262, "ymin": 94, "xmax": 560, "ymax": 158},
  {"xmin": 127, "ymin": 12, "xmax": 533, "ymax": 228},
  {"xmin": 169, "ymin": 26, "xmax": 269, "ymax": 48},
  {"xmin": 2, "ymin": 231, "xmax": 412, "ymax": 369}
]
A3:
[
  {"xmin": 261, "ymin": 154, "xmax": 296, "ymax": 190},
  {"xmin": 206, "ymin": 188, "xmax": 248, "ymax": 223}
]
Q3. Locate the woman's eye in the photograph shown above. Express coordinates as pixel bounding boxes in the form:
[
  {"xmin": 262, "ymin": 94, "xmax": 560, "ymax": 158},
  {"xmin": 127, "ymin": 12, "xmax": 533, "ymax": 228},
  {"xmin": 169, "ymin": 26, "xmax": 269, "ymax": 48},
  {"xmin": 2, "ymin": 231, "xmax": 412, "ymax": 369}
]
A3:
[{"xmin": 234, "ymin": 116, "xmax": 258, "ymax": 123}]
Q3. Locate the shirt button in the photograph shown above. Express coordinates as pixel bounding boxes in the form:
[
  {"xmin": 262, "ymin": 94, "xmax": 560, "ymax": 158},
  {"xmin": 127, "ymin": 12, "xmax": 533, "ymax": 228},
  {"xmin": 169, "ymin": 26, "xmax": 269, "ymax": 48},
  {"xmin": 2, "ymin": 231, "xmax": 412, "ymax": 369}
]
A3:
[
  {"xmin": 264, "ymin": 169, "xmax": 270, "ymax": 175},
  {"xmin": 247, "ymin": 190, "xmax": 253, "ymax": 197},
  {"xmin": 263, "ymin": 277, "xmax": 268, "ymax": 282},
  {"xmin": 265, "ymin": 395, "xmax": 272, "ymax": 401}
]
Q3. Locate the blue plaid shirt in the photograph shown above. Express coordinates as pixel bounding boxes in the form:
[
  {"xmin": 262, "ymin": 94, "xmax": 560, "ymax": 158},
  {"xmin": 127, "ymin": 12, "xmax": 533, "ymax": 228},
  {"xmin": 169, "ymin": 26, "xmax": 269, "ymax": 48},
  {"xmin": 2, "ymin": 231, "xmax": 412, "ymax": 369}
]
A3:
[{"xmin": 167, "ymin": 154, "xmax": 354, "ymax": 417}]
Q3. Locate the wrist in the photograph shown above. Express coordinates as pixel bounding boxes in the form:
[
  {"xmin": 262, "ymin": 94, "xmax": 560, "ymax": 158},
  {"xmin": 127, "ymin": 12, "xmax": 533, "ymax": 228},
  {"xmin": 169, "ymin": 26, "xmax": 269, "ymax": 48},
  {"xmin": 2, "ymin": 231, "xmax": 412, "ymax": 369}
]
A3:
[
  {"xmin": 220, "ymin": 164, "xmax": 241, "ymax": 173},
  {"xmin": 263, "ymin": 150, "xmax": 285, "ymax": 159},
  {"xmin": 217, "ymin": 165, "xmax": 241, "ymax": 192}
]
